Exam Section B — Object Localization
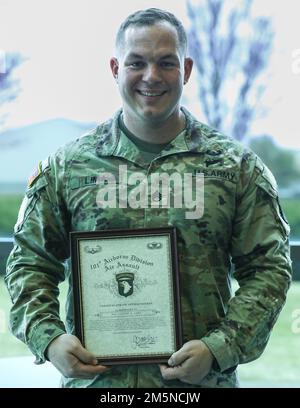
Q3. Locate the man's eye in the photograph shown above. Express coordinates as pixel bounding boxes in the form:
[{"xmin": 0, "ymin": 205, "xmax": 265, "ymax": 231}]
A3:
[
  {"xmin": 161, "ymin": 61, "xmax": 175, "ymax": 68},
  {"xmin": 130, "ymin": 62, "xmax": 145, "ymax": 68}
]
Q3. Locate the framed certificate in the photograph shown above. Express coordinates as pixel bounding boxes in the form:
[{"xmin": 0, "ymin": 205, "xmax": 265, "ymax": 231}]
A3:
[{"xmin": 70, "ymin": 227, "xmax": 182, "ymax": 365}]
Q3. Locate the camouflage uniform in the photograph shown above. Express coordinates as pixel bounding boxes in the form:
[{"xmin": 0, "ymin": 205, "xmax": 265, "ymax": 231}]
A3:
[{"xmin": 5, "ymin": 108, "xmax": 292, "ymax": 388}]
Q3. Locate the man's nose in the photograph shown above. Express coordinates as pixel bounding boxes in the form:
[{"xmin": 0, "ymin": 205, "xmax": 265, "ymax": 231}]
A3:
[{"xmin": 142, "ymin": 64, "xmax": 161, "ymax": 83}]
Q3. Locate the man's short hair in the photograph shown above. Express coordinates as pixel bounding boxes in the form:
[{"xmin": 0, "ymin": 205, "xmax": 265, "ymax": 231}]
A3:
[{"xmin": 116, "ymin": 8, "xmax": 187, "ymax": 56}]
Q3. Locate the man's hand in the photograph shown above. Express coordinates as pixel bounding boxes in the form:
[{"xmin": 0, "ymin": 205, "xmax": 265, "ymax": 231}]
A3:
[
  {"xmin": 46, "ymin": 334, "xmax": 111, "ymax": 379},
  {"xmin": 159, "ymin": 340, "xmax": 214, "ymax": 385}
]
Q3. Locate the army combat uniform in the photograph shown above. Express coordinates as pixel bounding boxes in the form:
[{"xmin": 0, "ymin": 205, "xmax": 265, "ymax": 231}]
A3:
[{"xmin": 5, "ymin": 108, "xmax": 292, "ymax": 388}]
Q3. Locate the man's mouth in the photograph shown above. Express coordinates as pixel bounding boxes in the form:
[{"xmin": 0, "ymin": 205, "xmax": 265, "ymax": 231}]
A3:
[{"xmin": 137, "ymin": 90, "xmax": 166, "ymax": 97}]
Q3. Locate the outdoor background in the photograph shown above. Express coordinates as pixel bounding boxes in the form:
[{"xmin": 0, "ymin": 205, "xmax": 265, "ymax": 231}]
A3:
[{"xmin": 0, "ymin": 0, "xmax": 299, "ymax": 387}]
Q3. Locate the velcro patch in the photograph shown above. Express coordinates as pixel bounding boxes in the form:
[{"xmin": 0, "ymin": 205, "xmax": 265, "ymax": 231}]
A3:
[
  {"xmin": 28, "ymin": 162, "xmax": 42, "ymax": 187},
  {"xmin": 27, "ymin": 157, "xmax": 49, "ymax": 187}
]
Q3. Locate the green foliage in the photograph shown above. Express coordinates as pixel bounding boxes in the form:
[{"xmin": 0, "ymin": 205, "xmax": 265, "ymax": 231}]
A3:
[
  {"xmin": 281, "ymin": 199, "xmax": 300, "ymax": 239},
  {"xmin": 249, "ymin": 135, "xmax": 300, "ymax": 188},
  {"xmin": 0, "ymin": 194, "xmax": 23, "ymax": 236},
  {"xmin": 249, "ymin": 136, "xmax": 300, "ymax": 239}
]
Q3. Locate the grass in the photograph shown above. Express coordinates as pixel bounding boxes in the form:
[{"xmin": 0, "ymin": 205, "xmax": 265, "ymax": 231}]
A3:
[{"xmin": 0, "ymin": 277, "xmax": 299, "ymax": 387}]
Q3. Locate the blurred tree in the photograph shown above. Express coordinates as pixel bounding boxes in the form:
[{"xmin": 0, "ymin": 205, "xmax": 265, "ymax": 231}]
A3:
[
  {"xmin": 249, "ymin": 135, "xmax": 300, "ymax": 188},
  {"xmin": 187, "ymin": 0, "xmax": 273, "ymax": 141},
  {"xmin": 0, "ymin": 52, "xmax": 24, "ymax": 129}
]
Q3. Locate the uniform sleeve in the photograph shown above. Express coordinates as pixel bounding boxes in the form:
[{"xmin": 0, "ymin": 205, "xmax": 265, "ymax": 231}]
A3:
[
  {"xmin": 201, "ymin": 152, "xmax": 292, "ymax": 372},
  {"xmin": 5, "ymin": 154, "xmax": 70, "ymax": 364}
]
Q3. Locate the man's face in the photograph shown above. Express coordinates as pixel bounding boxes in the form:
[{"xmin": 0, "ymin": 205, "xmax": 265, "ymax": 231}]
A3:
[{"xmin": 110, "ymin": 22, "xmax": 193, "ymax": 126}]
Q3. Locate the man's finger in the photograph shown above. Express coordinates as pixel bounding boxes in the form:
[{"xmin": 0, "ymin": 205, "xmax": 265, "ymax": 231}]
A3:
[
  {"xmin": 73, "ymin": 343, "xmax": 98, "ymax": 365},
  {"xmin": 168, "ymin": 350, "xmax": 188, "ymax": 367},
  {"xmin": 159, "ymin": 364, "xmax": 168, "ymax": 370},
  {"xmin": 71, "ymin": 362, "xmax": 111, "ymax": 379},
  {"xmin": 160, "ymin": 364, "xmax": 183, "ymax": 381}
]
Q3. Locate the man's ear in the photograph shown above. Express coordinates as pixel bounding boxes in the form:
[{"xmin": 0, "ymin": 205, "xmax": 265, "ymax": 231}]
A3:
[
  {"xmin": 110, "ymin": 57, "xmax": 119, "ymax": 81},
  {"xmin": 184, "ymin": 57, "xmax": 193, "ymax": 85}
]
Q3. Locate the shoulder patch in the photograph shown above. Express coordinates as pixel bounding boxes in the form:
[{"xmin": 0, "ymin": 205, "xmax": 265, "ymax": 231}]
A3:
[
  {"xmin": 28, "ymin": 157, "xmax": 50, "ymax": 187},
  {"xmin": 28, "ymin": 163, "xmax": 42, "ymax": 187}
]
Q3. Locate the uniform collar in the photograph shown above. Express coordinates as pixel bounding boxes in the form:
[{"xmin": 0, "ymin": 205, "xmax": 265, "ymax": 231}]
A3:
[{"xmin": 95, "ymin": 107, "xmax": 212, "ymax": 164}]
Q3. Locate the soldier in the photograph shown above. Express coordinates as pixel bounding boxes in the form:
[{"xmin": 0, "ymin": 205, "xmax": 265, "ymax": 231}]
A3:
[{"xmin": 5, "ymin": 8, "xmax": 292, "ymax": 388}]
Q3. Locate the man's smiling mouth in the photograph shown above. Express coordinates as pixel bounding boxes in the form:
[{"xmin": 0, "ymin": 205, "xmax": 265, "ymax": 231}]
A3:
[{"xmin": 137, "ymin": 90, "xmax": 167, "ymax": 97}]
